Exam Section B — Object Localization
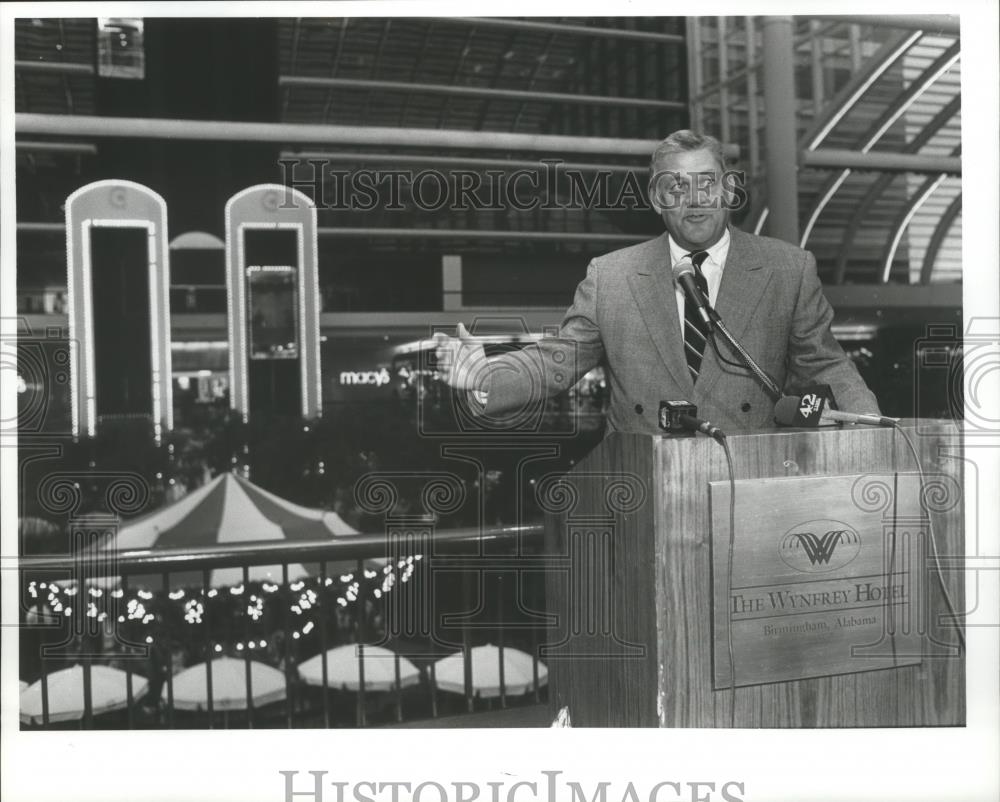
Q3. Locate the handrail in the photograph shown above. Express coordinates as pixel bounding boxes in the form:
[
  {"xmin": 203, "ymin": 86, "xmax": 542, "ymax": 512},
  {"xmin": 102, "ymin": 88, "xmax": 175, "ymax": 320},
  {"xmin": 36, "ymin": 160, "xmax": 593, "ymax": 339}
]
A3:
[
  {"xmin": 832, "ymin": 96, "xmax": 960, "ymax": 283},
  {"xmin": 748, "ymin": 30, "xmax": 921, "ymax": 241},
  {"xmin": 19, "ymin": 523, "xmax": 546, "ymax": 578},
  {"xmin": 799, "ymin": 41, "xmax": 960, "ymax": 250}
]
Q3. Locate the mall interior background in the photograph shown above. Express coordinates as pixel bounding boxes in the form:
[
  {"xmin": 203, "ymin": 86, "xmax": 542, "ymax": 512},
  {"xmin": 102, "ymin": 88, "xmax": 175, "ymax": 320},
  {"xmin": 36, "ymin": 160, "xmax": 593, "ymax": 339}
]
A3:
[{"xmin": 12, "ymin": 15, "xmax": 963, "ymax": 727}]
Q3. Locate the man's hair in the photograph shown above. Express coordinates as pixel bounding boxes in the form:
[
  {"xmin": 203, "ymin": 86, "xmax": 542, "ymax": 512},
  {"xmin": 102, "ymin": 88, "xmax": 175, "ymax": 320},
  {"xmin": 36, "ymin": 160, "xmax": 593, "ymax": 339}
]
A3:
[
  {"xmin": 647, "ymin": 130, "xmax": 729, "ymax": 212},
  {"xmin": 648, "ymin": 130, "xmax": 728, "ymax": 176}
]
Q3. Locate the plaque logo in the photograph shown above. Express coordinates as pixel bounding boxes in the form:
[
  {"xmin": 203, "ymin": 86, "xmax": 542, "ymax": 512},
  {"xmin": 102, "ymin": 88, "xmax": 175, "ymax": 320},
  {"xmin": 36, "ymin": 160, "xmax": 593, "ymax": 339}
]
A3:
[{"xmin": 778, "ymin": 520, "xmax": 861, "ymax": 573}]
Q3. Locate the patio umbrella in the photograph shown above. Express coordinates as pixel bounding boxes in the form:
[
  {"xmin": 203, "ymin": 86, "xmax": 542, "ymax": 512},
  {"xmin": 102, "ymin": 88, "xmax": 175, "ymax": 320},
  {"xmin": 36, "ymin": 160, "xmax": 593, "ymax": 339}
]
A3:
[
  {"xmin": 100, "ymin": 472, "xmax": 360, "ymax": 588},
  {"xmin": 20, "ymin": 664, "xmax": 149, "ymax": 725},
  {"xmin": 433, "ymin": 644, "xmax": 547, "ymax": 698},
  {"xmin": 167, "ymin": 656, "xmax": 287, "ymax": 711},
  {"xmin": 298, "ymin": 644, "xmax": 420, "ymax": 692}
]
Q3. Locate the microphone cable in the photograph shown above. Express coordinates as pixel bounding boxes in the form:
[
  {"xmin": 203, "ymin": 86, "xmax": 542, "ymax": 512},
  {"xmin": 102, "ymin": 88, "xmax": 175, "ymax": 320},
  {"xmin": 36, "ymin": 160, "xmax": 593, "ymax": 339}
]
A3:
[
  {"xmin": 679, "ymin": 414, "xmax": 739, "ymax": 724},
  {"xmin": 709, "ymin": 316, "xmax": 782, "ymax": 402},
  {"xmin": 889, "ymin": 422, "xmax": 966, "ymax": 655},
  {"xmin": 707, "ymin": 326, "xmax": 753, "ymax": 373},
  {"xmin": 718, "ymin": 434, "xmax": 739, "ymax": 728}
]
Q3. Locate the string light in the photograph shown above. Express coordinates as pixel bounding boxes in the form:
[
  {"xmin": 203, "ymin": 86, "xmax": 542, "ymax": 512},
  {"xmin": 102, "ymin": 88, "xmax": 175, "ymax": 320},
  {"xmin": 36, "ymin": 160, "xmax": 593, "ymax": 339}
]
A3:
[
  {"xmin": 247, "ymin": 597, "xmax": 264, "ymax": 621},
  {"xmin": 184, "ymin": 599, "xmax": 204, "ymax": 624}
]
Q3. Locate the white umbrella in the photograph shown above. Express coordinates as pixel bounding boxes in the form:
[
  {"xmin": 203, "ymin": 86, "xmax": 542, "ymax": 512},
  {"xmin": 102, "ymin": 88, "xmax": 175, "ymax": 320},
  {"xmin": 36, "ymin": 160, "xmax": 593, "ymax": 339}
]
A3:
[
  {"xmin": 298, "ymin": 644, "xmax": 420, "ymax": 692},
  {"xmin": 433, "ymin": 644, "xmax": 547, "ymax": 698},
  {"xmin": 20, "ymin": 664, "xmax": 148, "ymax": 725},
  {"xmin": 167, "ymin": 656, "xmax": 287, "ymax": 711}
]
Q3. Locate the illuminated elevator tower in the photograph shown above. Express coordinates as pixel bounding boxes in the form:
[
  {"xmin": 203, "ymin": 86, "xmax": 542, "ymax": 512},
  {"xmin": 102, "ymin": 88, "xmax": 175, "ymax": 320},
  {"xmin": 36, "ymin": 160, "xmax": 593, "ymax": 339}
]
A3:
[
  {"xmin": 65, "ymin": 180, "xmax": 172, "ymax": 440},
  {"xmin": 225, "ymin": 184, "xmax": 321, "ymax": 421}
]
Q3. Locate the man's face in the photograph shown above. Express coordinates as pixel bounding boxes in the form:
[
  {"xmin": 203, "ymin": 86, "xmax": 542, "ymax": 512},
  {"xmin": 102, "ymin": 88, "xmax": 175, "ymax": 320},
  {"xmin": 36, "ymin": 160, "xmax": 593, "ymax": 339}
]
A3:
[{"xmin": 651, "ymin": 148, "xmax": 730, "ymax": 252}]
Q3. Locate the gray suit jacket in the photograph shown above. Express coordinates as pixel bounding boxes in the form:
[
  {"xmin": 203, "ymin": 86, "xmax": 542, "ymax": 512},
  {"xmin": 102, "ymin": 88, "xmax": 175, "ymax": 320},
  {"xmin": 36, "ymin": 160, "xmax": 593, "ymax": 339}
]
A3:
[{"xmin": 481, "ymin": 226, "xmax": 880, "ymax": 434}]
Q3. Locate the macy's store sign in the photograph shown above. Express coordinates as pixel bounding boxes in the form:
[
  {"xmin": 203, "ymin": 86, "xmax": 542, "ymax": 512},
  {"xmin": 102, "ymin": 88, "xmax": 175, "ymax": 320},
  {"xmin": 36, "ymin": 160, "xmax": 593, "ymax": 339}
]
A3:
[{"xmin": 339, "ymin": 368, "xmax": 391, "ymax": 387}]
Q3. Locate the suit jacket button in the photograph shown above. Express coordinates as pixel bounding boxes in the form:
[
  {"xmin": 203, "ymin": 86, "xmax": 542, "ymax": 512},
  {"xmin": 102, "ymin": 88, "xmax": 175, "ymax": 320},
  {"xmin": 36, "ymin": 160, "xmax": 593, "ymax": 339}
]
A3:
[
  {"xmin": 635, "ymin": 404, "xmax": 644, "ymax": 414},
  {"xmin": 741, "ymin": 402, "xmax": 752, "ymax": 412}
]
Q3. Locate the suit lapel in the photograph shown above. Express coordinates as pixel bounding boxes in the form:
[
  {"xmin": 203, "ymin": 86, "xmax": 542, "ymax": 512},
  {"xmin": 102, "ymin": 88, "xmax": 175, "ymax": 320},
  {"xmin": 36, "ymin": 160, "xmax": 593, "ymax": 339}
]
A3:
[
  {"xmin": 696, "ymin": 226, "xmax": 774, "ymax": 399},
  {"xmin": 626, "ymin": 234, "xmax": 695, "ymax": 396}
]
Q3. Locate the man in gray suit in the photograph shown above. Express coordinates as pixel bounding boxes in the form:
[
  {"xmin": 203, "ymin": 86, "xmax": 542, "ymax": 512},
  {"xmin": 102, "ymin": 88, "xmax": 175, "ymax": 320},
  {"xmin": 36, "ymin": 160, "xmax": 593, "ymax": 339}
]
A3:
[{"xmin": 434, "ymin": 130, "xmax": 879, "ymax": 435}]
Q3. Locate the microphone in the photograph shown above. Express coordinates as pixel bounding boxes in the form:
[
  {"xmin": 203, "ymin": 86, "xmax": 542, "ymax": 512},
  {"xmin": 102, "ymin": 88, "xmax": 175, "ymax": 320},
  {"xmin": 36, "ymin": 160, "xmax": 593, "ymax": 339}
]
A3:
[
  {"xmin": 658, "ymin": 400, "xmax": 726, "ymax": 440},
  {"xmin": 672, "ymin": 258, "xmax": 714, "ymax": 332},
  {"xmin": 818, "ymin": 408, "xmax": 900, "ymax": 427},
  {"xmin": 774, "ymin": 395, "xmax": 899, "ymax": 428}
]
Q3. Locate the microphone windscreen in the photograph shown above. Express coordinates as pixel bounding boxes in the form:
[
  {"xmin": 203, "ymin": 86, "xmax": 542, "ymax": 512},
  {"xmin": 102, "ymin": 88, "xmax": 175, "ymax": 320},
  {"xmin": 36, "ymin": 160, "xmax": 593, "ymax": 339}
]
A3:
[
  {"xmin": 773, "ymin": 395, "xmax": 802, "ymax": 425},
  {"xmin": 671, "ymin": 259, "xmax": 695, "ymax": 281}
]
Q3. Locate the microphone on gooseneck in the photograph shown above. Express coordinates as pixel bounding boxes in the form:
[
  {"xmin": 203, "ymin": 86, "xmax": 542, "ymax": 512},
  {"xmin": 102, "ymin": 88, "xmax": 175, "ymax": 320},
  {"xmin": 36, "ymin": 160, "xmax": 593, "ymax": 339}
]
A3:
[
  {"xmin": 671, "ymin": 258, "xmax": 714, "ymax": 332},
  {"xmin": 672, "ymin": 257, "xmax": 783, "ymax": 402}
]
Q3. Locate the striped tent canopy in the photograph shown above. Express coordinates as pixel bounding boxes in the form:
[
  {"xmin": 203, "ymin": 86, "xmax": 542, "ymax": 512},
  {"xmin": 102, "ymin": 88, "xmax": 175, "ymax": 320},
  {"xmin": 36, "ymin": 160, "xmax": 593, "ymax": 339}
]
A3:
[{"xmin": 102, "ymin": 472, "xmax": 360, "ymax": 588}]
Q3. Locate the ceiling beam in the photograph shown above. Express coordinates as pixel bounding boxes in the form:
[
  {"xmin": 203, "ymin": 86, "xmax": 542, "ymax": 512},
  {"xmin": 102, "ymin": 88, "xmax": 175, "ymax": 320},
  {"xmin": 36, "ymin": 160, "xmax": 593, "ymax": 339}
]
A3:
[
  {"xmin": 440, "ymin": 17, "xmax": 685, "ymax": 45},
  {"xmin": 279, "ymin": 74, "xmax": 684, "ymax": 110},
  {"xmin": 16, "ymin": 113, "xmax": 667, "ymax": 156}
]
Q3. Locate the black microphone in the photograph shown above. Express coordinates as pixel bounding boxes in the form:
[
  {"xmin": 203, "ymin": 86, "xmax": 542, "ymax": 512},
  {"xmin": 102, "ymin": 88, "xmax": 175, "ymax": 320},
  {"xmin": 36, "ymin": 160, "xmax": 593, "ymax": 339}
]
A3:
[
  {"xmin": 659, "ymin": 400, "xmax": 726, "ymax": 440},
  {"xmin": 774, "ymin": 395, "xmax": 899, "ymax": 428},
  {"xmin": 671, "ymin": 258, "xmax": 714, "ymax": 332}
]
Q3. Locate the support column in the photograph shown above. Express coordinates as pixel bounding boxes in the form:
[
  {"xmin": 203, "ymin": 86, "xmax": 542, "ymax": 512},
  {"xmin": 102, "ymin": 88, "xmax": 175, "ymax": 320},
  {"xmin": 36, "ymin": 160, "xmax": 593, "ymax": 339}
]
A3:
[{"xmin": 761, "ymin": 16, "xmax": 800, "ymax": 244}]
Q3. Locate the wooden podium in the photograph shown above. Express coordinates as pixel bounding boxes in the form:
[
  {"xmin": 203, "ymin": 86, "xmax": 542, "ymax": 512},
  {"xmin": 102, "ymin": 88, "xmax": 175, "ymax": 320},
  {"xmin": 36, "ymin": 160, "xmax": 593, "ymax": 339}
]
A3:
[{"xmin": 541, "ymin": 420, "xmax": 964, "ymax": 727}]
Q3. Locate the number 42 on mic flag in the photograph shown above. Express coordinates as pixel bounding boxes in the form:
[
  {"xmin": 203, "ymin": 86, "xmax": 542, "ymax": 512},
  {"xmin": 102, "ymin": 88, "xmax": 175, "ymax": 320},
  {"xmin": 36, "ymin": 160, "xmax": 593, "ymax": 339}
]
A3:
[{"xmin": 787, "ymin": 384, "xmax": 839, "ymax": 427}]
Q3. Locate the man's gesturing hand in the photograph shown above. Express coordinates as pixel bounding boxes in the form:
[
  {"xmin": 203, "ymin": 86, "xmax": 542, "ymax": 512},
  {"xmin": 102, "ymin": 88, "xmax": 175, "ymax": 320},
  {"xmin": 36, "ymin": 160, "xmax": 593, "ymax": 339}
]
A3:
[{"xmin": 432, "ymin": 322, "xmax": 489, "ymax": 391}]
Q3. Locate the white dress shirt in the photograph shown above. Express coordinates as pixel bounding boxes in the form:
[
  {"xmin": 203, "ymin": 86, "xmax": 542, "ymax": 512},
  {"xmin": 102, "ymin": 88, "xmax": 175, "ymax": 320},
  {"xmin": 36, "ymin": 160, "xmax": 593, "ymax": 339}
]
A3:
[{"xmin": 667, "ymin": 227, "xmax": 731, "ymax": 338}]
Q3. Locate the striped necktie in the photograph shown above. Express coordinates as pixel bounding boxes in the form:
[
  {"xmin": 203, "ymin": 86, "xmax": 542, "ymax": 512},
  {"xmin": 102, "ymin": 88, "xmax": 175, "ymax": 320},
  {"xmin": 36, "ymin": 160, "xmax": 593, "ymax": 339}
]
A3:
[{"xmin": 682, "ymin": 250, "xmax": 710, "ymax": 381}]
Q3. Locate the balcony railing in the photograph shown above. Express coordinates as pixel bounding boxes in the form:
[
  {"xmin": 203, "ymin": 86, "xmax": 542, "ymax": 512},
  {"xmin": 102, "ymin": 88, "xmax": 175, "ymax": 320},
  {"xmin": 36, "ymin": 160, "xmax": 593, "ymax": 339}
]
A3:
[{"xmin": 18, "ymin": 523, "xmax": 549, "ymax": 730}]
